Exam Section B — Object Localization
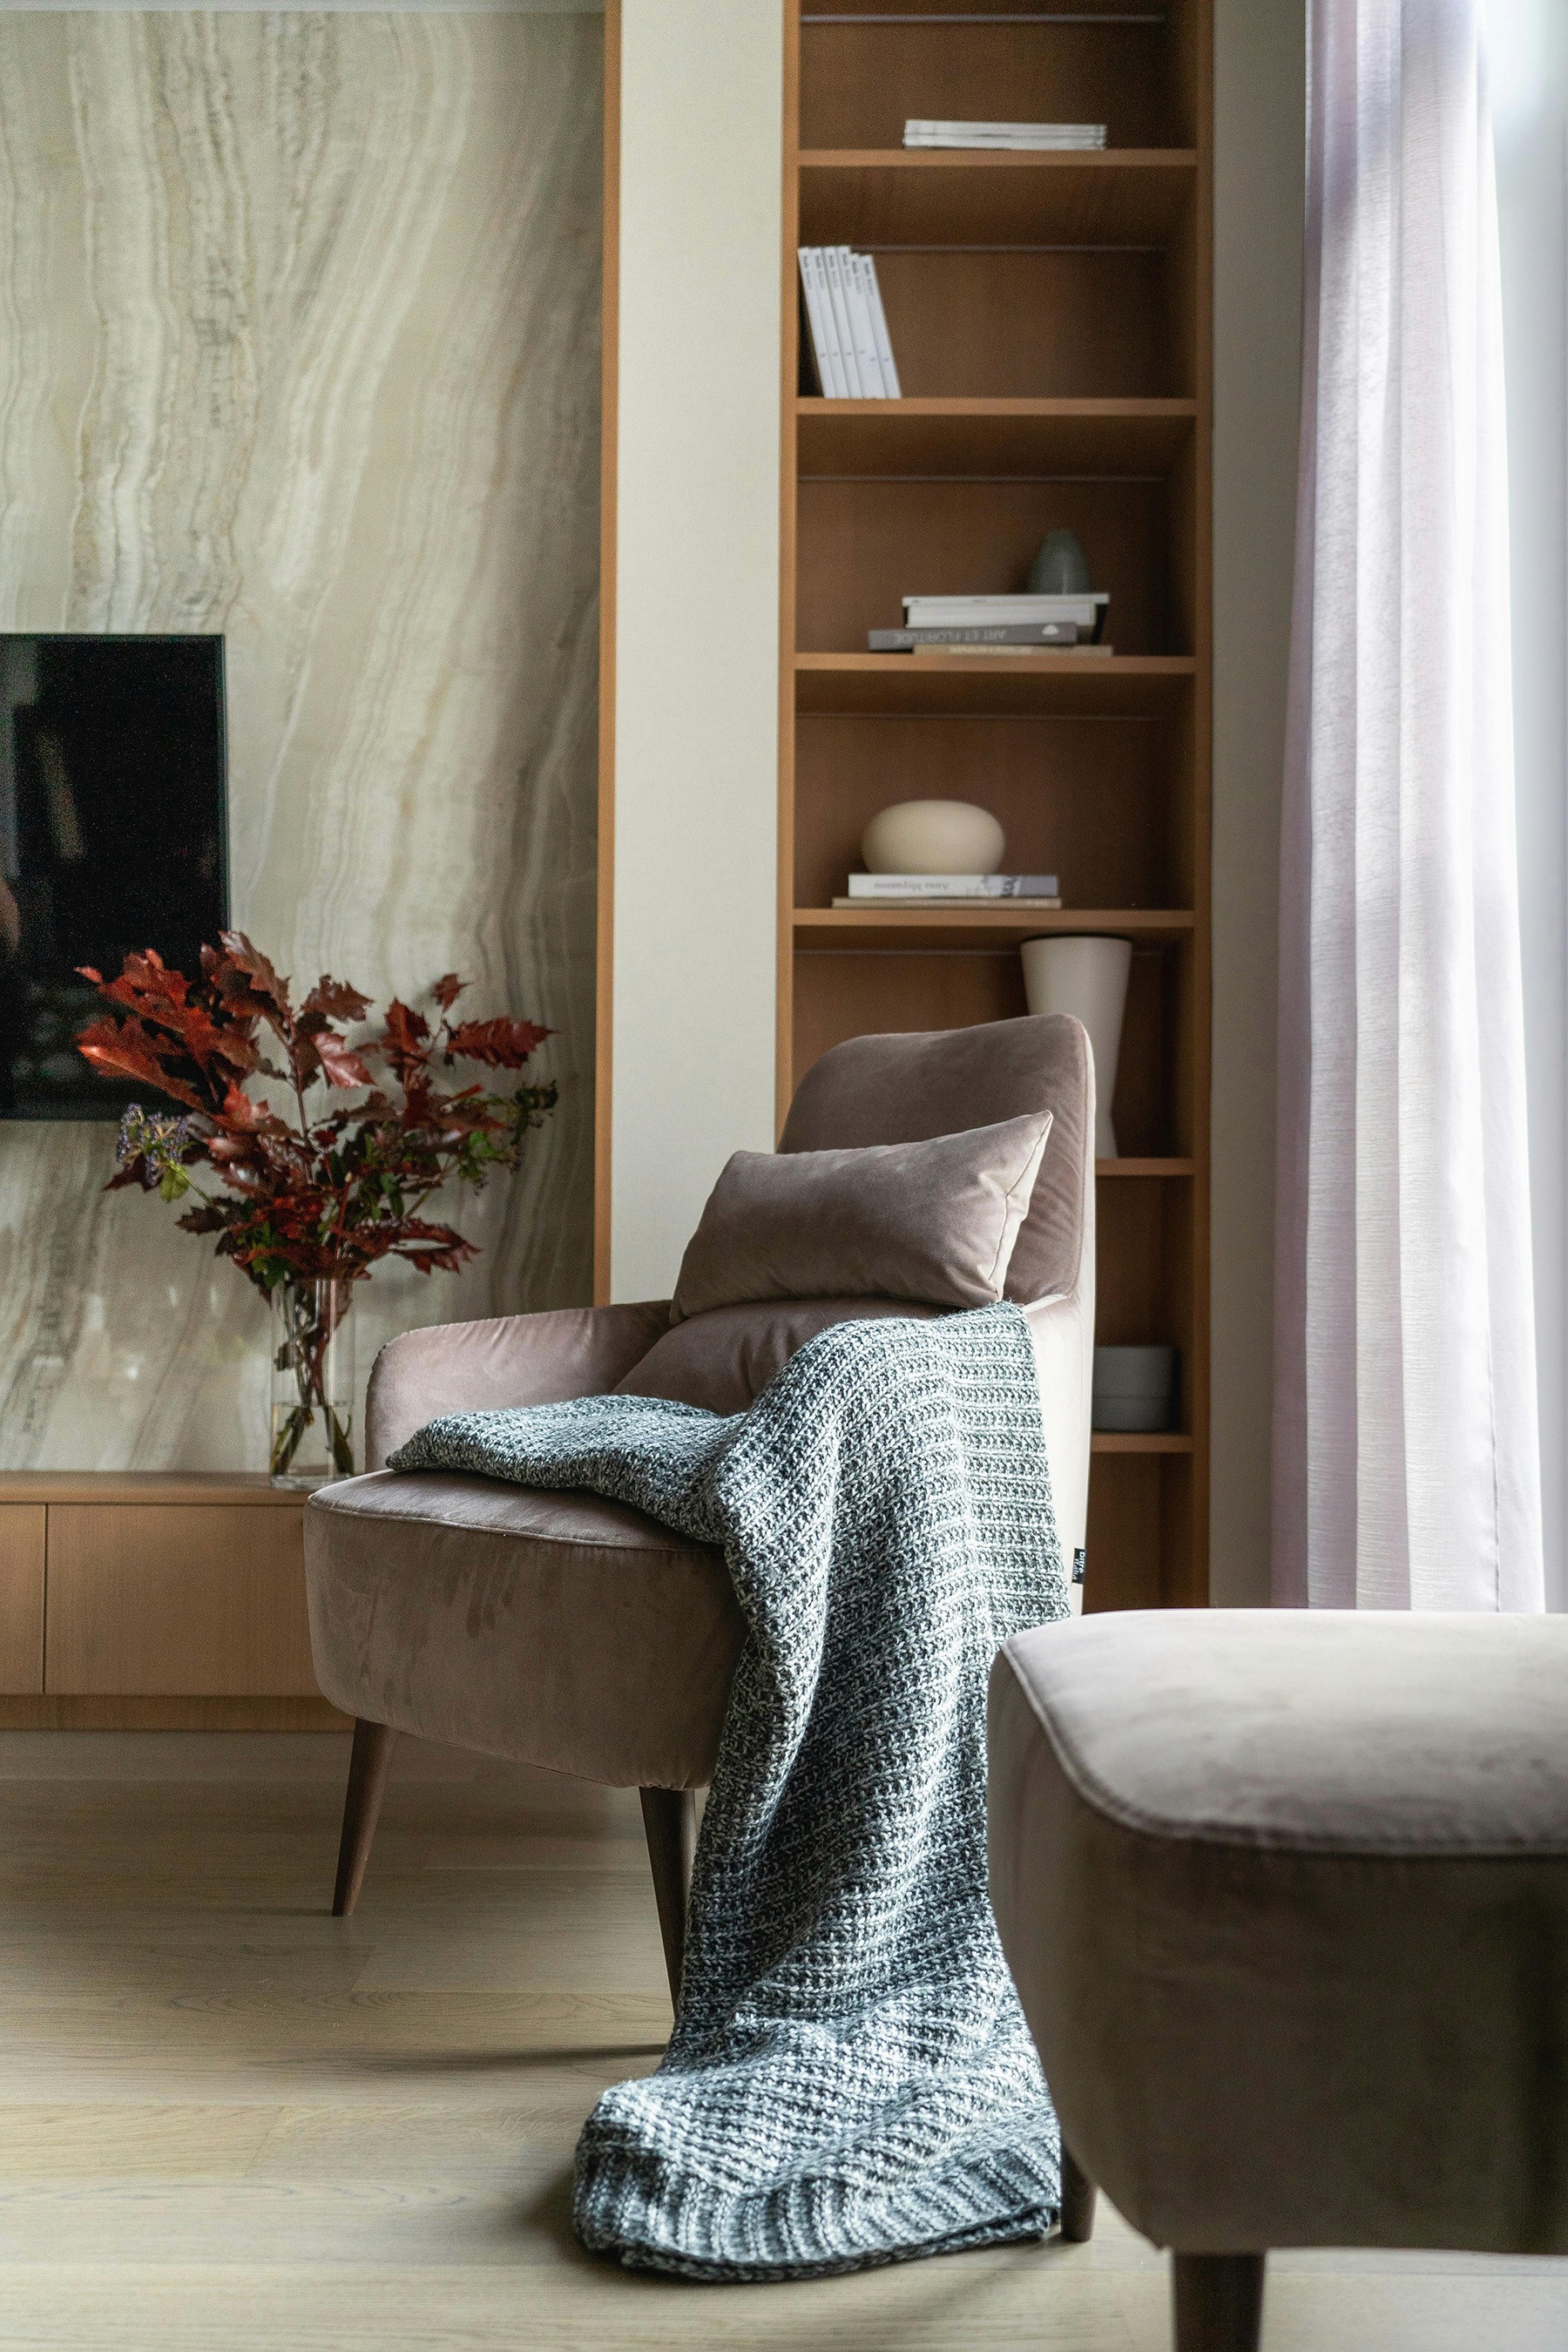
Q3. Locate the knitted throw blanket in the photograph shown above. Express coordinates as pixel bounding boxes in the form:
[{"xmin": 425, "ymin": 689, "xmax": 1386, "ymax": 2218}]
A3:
[{"xmin": 389, "ymin": 1302, "xmax": 1068, "ymax": 2279}]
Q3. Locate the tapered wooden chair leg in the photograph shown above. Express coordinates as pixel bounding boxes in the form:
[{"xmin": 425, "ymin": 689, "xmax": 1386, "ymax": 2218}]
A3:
[
  {"xmin": 1173, "ymin": 2253, "xmax": 1266, "ymax": 2352},
  {"xmin": 332, "ymin": 1720, "xmax": 397, "ymax": 1917},
  {"xmin": 1059, "ymin": 2144, "xmax": 1098, "ymax": 2242},
  {"xmin": 639, "ymin": 1787, "xmax": 697, "ymax": 2013}
]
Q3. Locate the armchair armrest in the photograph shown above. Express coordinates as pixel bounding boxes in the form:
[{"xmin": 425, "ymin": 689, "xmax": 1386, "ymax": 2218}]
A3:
[
  {"xmin": 366, "ymin": 1301, "xmax": 670, "ymax": 1470},
  {"xmin": 1024, "ymin": 1290, "xmax": 1093, "ymax": 1598}
]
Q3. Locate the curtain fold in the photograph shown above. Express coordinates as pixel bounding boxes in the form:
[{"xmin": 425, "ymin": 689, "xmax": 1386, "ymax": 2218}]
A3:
[{"xmin": 1273, "ymin": 0, "xmax": 1544, "ymax": 1610}]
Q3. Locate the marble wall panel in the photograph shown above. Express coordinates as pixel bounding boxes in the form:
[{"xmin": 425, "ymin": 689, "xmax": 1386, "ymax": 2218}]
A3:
[{"xmin": 0, "ymin": 10, "xmax": 602, "ymax": 1469}]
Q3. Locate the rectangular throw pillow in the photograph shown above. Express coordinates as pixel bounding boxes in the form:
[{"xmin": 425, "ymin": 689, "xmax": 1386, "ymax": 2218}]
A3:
[{"xmin": 669, "ymin": 1111, "xmax": 1052, "ymax": 1323}]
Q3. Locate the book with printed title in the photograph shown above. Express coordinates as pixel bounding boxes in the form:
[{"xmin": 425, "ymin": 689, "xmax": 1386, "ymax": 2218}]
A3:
[{"xmin": 799, "ymin": 247, "xmax": 901, "ymax": 398}]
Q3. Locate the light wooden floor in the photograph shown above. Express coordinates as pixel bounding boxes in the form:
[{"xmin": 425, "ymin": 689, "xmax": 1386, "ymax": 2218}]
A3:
[{"xmin": 0, "ymin": 1732, "xmax": 1565, "ymax": 2351}]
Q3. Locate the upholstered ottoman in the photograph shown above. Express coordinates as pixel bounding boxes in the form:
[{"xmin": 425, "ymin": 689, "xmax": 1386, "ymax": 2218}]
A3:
[{"xmin": 988, "ymin": 1610, "xmax": 1568, "ymax": 2352}]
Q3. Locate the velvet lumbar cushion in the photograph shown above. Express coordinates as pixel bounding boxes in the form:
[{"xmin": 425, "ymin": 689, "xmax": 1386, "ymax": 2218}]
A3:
[{"xmin": 667, "ymin": 1111, "xmax": 1053, "ymax": 1325}]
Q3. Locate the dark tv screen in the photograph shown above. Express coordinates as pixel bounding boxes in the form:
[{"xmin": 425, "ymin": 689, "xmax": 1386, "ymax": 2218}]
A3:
[{"xmin": 0, "ymin": 634, "xmax": 227, "ymax": 1120}]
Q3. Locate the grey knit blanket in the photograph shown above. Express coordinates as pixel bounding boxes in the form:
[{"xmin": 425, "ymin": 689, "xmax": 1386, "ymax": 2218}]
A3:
[{"xmin": 389, "ymin": 1302, "xmax": 1068, "ymax": 2280}]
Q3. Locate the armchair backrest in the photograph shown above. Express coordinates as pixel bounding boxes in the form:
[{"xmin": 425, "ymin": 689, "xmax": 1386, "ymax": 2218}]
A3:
[{"xmin": 778, "ymin": 1013, "xmax": 1094, "ymax": 1307}]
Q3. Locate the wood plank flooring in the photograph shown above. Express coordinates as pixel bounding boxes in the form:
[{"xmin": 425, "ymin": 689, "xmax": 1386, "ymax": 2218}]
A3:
[{"xmin": 0, "ymin": 1731, "xmax": 1565, "ymax": 2349}]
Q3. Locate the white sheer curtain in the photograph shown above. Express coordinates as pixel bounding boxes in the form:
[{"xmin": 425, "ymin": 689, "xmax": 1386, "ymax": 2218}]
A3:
[{"xmin": 1273, "ymin": 0, "xmax": 1544, "ymax": 1610}]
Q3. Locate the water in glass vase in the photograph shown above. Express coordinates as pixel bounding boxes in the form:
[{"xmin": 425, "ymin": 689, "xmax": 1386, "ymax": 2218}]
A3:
[{"xmin": 270, "ymin": 1277, "xmax": 355, "ymax": 1488}]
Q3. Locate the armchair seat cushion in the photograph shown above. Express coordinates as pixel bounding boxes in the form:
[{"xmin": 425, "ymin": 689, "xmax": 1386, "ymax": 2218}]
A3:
[{"xmin": 305, "ymin": 1469, "xmax": 743, "ymax": 1789}]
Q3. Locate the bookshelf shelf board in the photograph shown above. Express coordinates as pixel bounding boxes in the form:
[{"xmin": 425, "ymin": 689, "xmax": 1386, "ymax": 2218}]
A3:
[
  {"xmin": 801, "ymin": 10, "xmax": 1170, "ymax": 18},
  {"xmin": 794, "ymin": 906, "xmax": 1193, "ymax": 950},
  {"xmin": 798, "ymin": 149, "xmax": 1197, "ymax": 247},
  {"xmin": 1091, "ymin": 1432, "xmax": 1193, "ymax": 1455},
  {"xmin": 1096, "ymin": 1157, "xmax": 1196, "ymax": 1177},
  {"xmin": 795, "ymin": 651, "xmax": 1194, "ymax": 716},
  {"xmin": 797, "ymin": 395, "xmax": 1195, "ymax": 477}
]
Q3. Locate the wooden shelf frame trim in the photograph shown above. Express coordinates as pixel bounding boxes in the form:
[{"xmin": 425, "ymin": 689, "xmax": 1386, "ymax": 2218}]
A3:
[{"xmin": 593, "ymin": 0, "xmax": 623, "ymax": 1302}]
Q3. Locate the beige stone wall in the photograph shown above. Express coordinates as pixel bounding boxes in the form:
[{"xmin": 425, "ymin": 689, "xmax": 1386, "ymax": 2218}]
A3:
[{"xmin": 0, "ymin": 10, "xmax": 602, "ymax": 1468}]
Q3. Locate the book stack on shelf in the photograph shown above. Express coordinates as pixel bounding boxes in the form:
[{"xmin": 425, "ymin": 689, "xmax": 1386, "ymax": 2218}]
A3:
[
  {"xmin": 833, "ymin": 874, "xmax": 1062, "ymax": 912},
  {"xmin": 870, "ymin": 593, "xmax": 1112, "ymax": 656},
  {"xmin": 798, "ymin": 247, "xmax": 901, "ymax": 398},
  {"xmin": 903, "ymin": 120, "xmax": 1107, "ymax": 151}
]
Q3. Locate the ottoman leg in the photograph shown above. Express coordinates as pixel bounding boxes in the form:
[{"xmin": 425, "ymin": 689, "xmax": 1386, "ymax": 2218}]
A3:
[
  {"xmin": 332, "ymin": 1720, "xmax": 397, "ymax": 1917},
  {"xmin": 1173, "ymin": 2253, "xmax": 1265, "ymax": 2352},
  {"xmin": 640, "ymin": 1788, "xmax": 697, "ymax": 2012},
  {"xmin": 1059, "ymin": 2144, "xmax": 1098, "ymax": 2241}
]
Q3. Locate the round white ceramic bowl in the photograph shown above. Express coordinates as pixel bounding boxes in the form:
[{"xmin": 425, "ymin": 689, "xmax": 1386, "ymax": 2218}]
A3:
[{"xmin": 860, "ymin": 799, "xmax": 1005, "ymax": 876}]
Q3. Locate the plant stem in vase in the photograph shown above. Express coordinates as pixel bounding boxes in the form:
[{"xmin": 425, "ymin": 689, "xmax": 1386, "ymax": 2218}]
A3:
[{"xmin": 270, "ymin": 1276, "xmax": 355, "ymax": 1488}]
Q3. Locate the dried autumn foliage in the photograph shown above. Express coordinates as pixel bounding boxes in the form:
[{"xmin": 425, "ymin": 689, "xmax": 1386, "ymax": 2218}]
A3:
[{"xmin": 78, "ymin": 933, "xmax": 555, "ymax": 1294}]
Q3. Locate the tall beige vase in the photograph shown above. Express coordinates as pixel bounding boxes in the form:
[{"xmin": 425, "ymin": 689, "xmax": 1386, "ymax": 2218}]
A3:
[{"xmin": 1019, "ymin": 936, "xmax": 1132, "ymax": 1159}]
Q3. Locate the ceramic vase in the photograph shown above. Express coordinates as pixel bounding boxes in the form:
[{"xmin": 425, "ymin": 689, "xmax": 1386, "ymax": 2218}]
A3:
[
  {"xmin": 270, "ymin": 1276, "xmax": 355, "ymax": 1488},
  {"xmin": 1027, "ymin": 527, "xmax": 1092, "ymax": 597},
  {"xmin": 1092, "ymin": 1344, "xmax": 1178, "ymax": 1434},
  {"xmin": 1019, "ymin": 934, "xmax": 1132, "ymax": 1159},
  {"xmin": 861, "ymin": 799, "xmax": 1004, "ymax": 875}
]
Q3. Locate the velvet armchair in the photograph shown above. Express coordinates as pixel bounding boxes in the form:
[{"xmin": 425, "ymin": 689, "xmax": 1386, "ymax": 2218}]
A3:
[{"xmin": 304, "ymin": 1013, "xmax": 1095, "ymax": 2003}]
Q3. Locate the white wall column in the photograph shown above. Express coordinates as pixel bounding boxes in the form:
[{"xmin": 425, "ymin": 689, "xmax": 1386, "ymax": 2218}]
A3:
[{"xmin": 608, "ymin": 0, "xmax": 783, "ymax": 1304}]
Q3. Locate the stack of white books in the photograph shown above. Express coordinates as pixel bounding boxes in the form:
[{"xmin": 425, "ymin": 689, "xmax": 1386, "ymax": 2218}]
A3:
[
  {"xmin": 903, "ymin": 120, "xmax": 1107, "ymax": 152},
  {"xmin": 835, "ymin": 873, "xmax": 1063, "ymax": 910},
  {"xmin": 798, "ymin": 247, "xmax": 901, "ymax": 398},
  {"xmin": 871, "ymin": 622, "xmax": 1083, "ymax": 652},
  {"xmin": 902, "ymin": 592, "xmax": 1112, "ymax": 654}
]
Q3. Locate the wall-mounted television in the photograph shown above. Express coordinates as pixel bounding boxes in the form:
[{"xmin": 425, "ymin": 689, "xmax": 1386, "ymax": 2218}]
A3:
[{"xmin": 0, "ymin": 634, "xmax": 228, "ymax": 1120}]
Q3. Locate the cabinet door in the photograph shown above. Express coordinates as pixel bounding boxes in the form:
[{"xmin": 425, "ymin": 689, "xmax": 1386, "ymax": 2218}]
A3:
[
  {"xmin": 44, "ymin": 1504, "xmax": 319, "ymax": 1696},
  {"xmin": 0, "ymin": 1507, "xmax": 45, "ymax": 1692}
]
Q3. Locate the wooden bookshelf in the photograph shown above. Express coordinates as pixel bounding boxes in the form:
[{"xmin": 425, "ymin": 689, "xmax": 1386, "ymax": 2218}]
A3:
[{"xmin": 778, "ymin": 0, "xmax": 1213, "ymax": 1612}]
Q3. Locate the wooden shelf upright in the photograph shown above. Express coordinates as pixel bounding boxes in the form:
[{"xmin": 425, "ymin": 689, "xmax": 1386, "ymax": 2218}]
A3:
[{"xmin": 777, "ymin": 0, "xmax": 1213, "ymax": 1611}]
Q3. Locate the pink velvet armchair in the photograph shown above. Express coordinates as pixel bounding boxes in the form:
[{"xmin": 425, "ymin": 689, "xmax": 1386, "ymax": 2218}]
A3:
[{"xmin": 304, "ymin": 1014, "xmax": 1095, "ymax": 2003}]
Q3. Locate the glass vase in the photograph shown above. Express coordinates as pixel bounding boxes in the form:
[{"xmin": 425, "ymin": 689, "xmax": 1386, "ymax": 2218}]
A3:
[{"xmin": 270, "ymin": 1276, "xmax": 355, "ymax": 1488}]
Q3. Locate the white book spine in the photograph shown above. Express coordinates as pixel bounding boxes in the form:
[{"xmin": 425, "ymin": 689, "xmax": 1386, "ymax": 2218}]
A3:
[
  {"xmin": 816, "ymin": 249, "xmax": 853, "ymax": 398},
  {"xmin": 799, "ymin": 248, "xmax": 847, "ymax": 398},
  {"xmin": 903, "ymin": 595, "xmax": 1107, "ymax": 628},
  {"xmin": 838, "ymin": 248, "xmax": 885, "ymax": 395},
  {"xmin": 822, "ymin": 247, "xmax": 865, "ymax": 396},
  {"xmin": 903, "ymin": 120, "xmax": 1106, "ymax": 146},
  {"xmin": 848, "ymin": 874, "xmax": 1060, "ymax": 899},
  {"xmin": 850, "ymin": 875, "xmax": 992, "ymax": 897},
  {"xmin": 903, "ymin": 134, "xmax": 1105, "ymax": 151},
  {"xmin": 860, "ymin": 253, "xmax": 901, "ymax": 399}
]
